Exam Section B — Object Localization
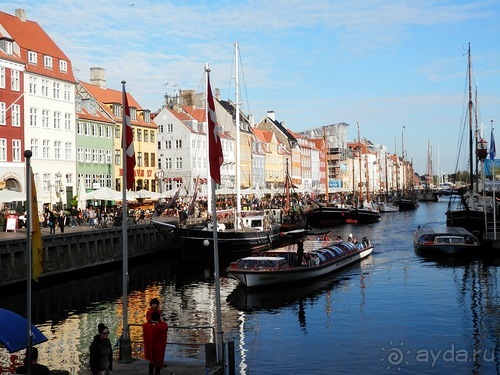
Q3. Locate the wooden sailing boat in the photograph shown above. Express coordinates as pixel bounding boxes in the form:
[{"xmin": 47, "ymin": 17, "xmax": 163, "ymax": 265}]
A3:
[
  {"xmin": 445, "ymin": 43, "xmax": 492, "ymax": 238},
  {"xmin": 347, "ymin": 123, "xmax": 381, "ymax": 224},
  {"xmin": 308, "ymin": 126, "xmax": 351, "ymax": 228},
  {"xmin": 152, "ymin": 42, "xmax": 282, "ymax": 258}
]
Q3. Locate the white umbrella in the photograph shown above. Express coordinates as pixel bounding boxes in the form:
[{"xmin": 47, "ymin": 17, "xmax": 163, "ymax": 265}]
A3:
[
  {"xmin": 0, "ymin": 189, "xmax": 26, "ymax": 202},
  {"xmin": 135, "ymin": 189, "xmax": 161, "ymax": 200},
  {"xmin": 160, "ymin": 186, "xmax": 188, "ymax": 198},
  {"xmin": 77, "ymin": 178, "xmax": 87, "ymax": 210},
  {"xmin": 85, "ymin": 186, "xmax": 122, "ymax": 201}
]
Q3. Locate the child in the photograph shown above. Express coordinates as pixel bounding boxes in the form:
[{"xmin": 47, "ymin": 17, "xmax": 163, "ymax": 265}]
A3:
[{"xmin": 146, "ymin": 298, "xmax": 163, "ymax": 322}]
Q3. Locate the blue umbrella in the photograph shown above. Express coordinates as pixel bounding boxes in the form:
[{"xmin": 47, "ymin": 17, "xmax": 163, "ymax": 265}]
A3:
[{"xmin": 0, "ymin": 308, "xmax": 47, "ymax": 352}]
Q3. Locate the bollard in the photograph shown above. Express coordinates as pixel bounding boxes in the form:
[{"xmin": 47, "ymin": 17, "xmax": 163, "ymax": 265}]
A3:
[
  {"xmin": 119, "ymin": 337, "xmax": 133, "ymax": 363},
  {"xmin": 227, "ymin": 341, "xmax": 235, "ymax": 375},
  {"xmin": 205, "ymin": 342, "xmax": 217, "ymax": 367}
]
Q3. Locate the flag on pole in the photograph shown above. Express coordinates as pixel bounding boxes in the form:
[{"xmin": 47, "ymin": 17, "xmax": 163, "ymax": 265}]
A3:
[
  {"xmin": 207, "ymin": 76, "xmax": 224, "ymax": 185},
  {"xmin": 30, "ymin": 172, "xmax": 43, "ymax": 281},
  {"xmin": 490, "ymin": 128, "xmax": 496, "ymax": 160},
  {"xmin": 123, "ymin": 86, "xmax": 136, "ymax": 188}
]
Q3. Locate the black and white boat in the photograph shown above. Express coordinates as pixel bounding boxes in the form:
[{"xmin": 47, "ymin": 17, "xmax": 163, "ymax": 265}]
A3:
[
  {"xmin": 226, "ymin": 238, "xmax": 373, "ymax": 289},
  {"xmin": 413, "ymin": 225, "xmax": 481, "ymax": 255}
]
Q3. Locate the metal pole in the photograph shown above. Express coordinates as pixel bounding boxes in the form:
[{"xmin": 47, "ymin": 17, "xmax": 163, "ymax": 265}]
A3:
[
  {"xmin": 120, "ymin": 81, "xmax": 132, "ymax": 362},
  {"xmin": 24, "ymin": 150, "xmax": 33, "ymax": 375}
]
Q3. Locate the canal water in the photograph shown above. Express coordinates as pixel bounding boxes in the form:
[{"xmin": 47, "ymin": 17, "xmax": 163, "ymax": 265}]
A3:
[{"xmin": 0, "ymin": 201, "xmax": 499, "ymax": 374}]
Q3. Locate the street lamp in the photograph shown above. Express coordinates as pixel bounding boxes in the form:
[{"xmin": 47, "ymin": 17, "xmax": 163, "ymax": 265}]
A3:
[{"xmin": 55, "ymin": 172, "xmax": 63, "ymax": 211}]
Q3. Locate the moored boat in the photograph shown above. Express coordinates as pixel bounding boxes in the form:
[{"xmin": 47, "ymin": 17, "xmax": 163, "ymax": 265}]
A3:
[
  {"xmin": 226, "ymin": 237, "xmax": 373, "ymax": 289},
  {"xmin": 413, "ymin": 225, "xmax": 481, "ymax": 255},
  {"xmin": 308, "ymin": 200, "xmax": 351, "ymax": 228}
]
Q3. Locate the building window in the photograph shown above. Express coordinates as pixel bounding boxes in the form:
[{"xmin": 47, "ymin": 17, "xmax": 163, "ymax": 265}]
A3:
[
  {"xmin": 84, "ymin": 122, "xmax": 90, "ymax": 135},
  {"xmin": 144, "ymin": 152, "xmax": 149, "ymax": 167},
  {"xmin": 28, "ymin": 51, "xmax": 37, "ymax": 64},
  {"xmin": 59, "ymin": 60, "xmax": 67, "ymax": 72},
  {"xmin": 158, "ymin": 124, "xmax": 163, "ymax": 133},
  {"xmin": 137, "ymin": 129, "xmax": 142, "ymax": 141},
  {"xmin": 30, "ymin": 107, "xmax": 38, "ymax": 127},
  {"xmin": 41, "ymin": 79, "xmax": 49, "ymax": 97},
  {"xmin": 11, "ymin": 70, "xmax": 20, "ymax": 91},
  {"xmin": 77, "ymin": 121, "xmax": 83, "ymax": 135},
  {"xmin": 54, "ymin": 141, "xmax": 61, "ymax": 159},
  {"xmin": 165, "ymin": 140, "xmax": 171, "ymax": 149},
  {"xmin": 175, "ymin": 157, "xmax": 182, "ymax": 169},
  {"xmin": 77, "ymin": 147, "xmax": 84, "ymax": 162},
  {"xmin": 99, "ymin": 149, "xmax": 105, "ymax": 164},
  {"xmin": 64, "ymin": 113, "xmax": 71, "ymax": 131},
  {"xmin": 166, "ymin": 158, "xmax": 172, "ymax": 169},
  {"xmin": 44, "ymin": 55, "xmax": 53, "ymax": 68},
  {"xmin": 63, "ymin": 84, "xmax": 71, "ymax": 101},
  {"xmin": 53, "ymin": 112, "xmax": 61, "ymax": 129},
  {"xmin": 12, "ymin": 139, "xmax": 21, "ymax": 162},
  {"xmin": 0, "ymin": 139, "xmax": 6, "ymax": 161},
  {"xmin": 42, "ymin": 140, "xmax": 50, "ymax": 159},
  {"xmin": 114, "ymin": 149, "xmax": 121, "ymax": 165},
  {"xmin": 31, "ymin": 139, "xmax": 39, "ymax": 158},
  {"xmin": 65, "ymin": 142, "xmax": 72, "ymax": 160},
  {"xmin": 11, "ymin": 105, "xmax": 20, "ymax": 127},
  {"xmin": 144, "ymin": 130, "xmax": 148, "ymax": 142},
  {"xmin": 114, "ymin": 125, "xmax": 121, "ymax": 139},
  {"xmin": 29, "ymin": 76, "xmax": 37, "ymax": 94},
  {"xmin": 85, "ymin": 148, "xmax": 91, "ymax": 162},
  {"xmin": 42, "ymin": 110, "xmax": 49, "ymax": 128},
  {"xmin": 0, "ymin": 102, "xmax": 5, "ymax": 125},
  {"xmin": 0, "ymin": 67, "xmax": 4, "ymax": 88},
  {"xmin": 175, "ymin": 140, "xmax": 182, "ymax": 149},
  {"xmin": 167, "ymin": 123, "xmax": 173, "ymax": 132},
  {"xmin": 107, "ymin": 126, "xmax": 112, "ymax": 138},
  {"xmin": 106, "ymin": 150, "xmax": 112, "ymax": 164},
  {"xmin": 5, "ymin": 41, "xmax": 12, "ymax": 55},
  {"xmin": 137, "ymin": 152, "xmax": 143, "ymax": 167},
  {"xmin": 53, "ymin": 82, "xmax": 60, "ymax": 99},
  {"xmin": 150, "ymin": 131, "xmax": 155, "ymax": 143},
  {"xmin": 92, "ymin": 148, "xmax": 98, "ymax": 163},
  {"xmin": 150, "ymin": 153, "xmax": 155, "ymax": 167}
]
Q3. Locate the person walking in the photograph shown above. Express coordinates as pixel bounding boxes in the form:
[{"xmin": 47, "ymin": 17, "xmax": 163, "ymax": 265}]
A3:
[
  {"xmin": 48, "ymin": 210, "xmax": 57, "ymax": 234},
  {"xmin": 143, "ymin": 311, "xmax": 169, "ymax": 375},
  {"xmin": 58, "ymin": 211, "xmax": 66, "ymax": 233},
  {"xmin": 89, "ymin": 323, "xmax": 113, "ymax": 375}
]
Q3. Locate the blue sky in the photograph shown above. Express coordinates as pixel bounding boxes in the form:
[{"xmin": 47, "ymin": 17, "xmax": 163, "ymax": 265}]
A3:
[{"xmin": 4, "ymin": 0, "xmax": 500, "ymax": 176}]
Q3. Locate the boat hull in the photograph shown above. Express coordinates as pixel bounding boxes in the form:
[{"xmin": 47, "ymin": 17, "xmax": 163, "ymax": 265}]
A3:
[
  {"xmin": 346, "ymin": 209, "xmax": 381, "ymax": 224},
  {"xmin": 308, "ymin": 206, "xmax": 351, "ymax": 228},
  {"xmin": 397, "ymin": 198, "xmax": 419, "ymax": 211},
  {"xmin": 152, "ymin": 220, "xmax": 281, "ymax": 259},
  {"xmin": 227, "ymin": 243, "xmax": 373, "ymax": 288}
]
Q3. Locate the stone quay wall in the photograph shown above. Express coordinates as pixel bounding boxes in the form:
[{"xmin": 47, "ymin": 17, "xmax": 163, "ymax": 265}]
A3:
[{"xmin": 0, "ymin": 224, "xmax": 164, "ymax": 288}]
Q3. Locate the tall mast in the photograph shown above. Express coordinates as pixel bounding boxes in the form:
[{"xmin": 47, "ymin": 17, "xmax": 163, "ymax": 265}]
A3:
[
  {"xmin": 323, "ymin": 126, "xmax": 329, "ymax": 200},
  {"xmin": 467, "ymin": 43, "xmax": 474, "ymax": 189},
  {"xmin": 357, "ymin": 122, "xmax": 363, "ymax": 204},
  {"xmin": 235, "ymin": 42, "xmax": 241, "ymax": 229}
]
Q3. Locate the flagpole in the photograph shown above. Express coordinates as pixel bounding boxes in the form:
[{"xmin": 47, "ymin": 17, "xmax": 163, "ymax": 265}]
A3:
[
  {"xmin": 206, "ymin": 67, "xmax": 224, "ymax": 365},
  {"xmin": 491, "ymin": 120, "xmax": 496, "ymax": 240},
  {"xmin": 120, "ymin": 81, "xmax": 132, "ymax": 362},
  {"xmin": 25, "ymin": 150, "xmax": 33, "ymax": 375}
]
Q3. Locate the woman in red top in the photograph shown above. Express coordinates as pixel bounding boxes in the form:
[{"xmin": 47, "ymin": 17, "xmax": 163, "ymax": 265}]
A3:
[{"xmin": 143, "ymin": 311, "xmax": 168, "ymax": 375}]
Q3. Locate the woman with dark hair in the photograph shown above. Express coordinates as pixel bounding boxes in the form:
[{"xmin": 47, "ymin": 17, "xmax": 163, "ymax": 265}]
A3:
[{"xmin": 89, "ymin": 323, "xmax": 113, "ymax": 375}]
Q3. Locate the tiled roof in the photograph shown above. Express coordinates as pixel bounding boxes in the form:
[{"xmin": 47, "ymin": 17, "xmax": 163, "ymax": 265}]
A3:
[
  {"xmin": 0, "ymin": 10, "xmax": 76, "ymax": 83},
  {"xmin": 78, "ymin": 106, "xmax": 115, "ymax": 124},
  {"xmin": 80, "ymin": 81, "xmax": 156, "ymax": 129}
]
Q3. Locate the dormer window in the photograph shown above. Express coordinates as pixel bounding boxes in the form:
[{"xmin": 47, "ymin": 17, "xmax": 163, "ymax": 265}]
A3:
[
  {"xmin": 28, "ymin": 51, "xmax": 37, "ymax": 64},
  {"xmin": 44, "ymin": 55, "xmax": 53, "ymax": 68},
  {"xmin": 5, "ymin": 41, "xmax": 13, "ymax": 55},
  {"xmin": 59, "ymin": 60, "xmax": 67, "ymax": 72}
]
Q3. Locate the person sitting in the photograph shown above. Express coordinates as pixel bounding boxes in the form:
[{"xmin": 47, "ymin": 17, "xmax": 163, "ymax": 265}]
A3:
[{"xmin": 16, "ymin": 346, "xmax": 50, "ymax": 375}]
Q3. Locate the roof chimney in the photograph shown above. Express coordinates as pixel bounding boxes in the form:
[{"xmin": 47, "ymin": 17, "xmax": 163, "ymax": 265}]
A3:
[
  {"xmin": 215, "ymin": 88, "xmax": 220, "ymax": 101},
  {"xmin": 267, "ymin": 111, "xmax": 275, "ymax": 121},
  {"xmin": 90, "ymin": 67, "xmax": 106, "ymax": 89},
  {"xmin": 15, "ymin": 9, "xmax": 27, "ymax": 22}
]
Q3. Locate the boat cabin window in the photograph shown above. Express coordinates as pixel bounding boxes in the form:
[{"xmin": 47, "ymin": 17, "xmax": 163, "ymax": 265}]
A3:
[
  {"xmin": 435, "ymin": 236, "xmax": 464, "ymax": 244},
  {"xmin": 257, "ymin": 259, "xmax": 277, "ymax": 268}
]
